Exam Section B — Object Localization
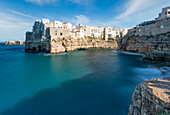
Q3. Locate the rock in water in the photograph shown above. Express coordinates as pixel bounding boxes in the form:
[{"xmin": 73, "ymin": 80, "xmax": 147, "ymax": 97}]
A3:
[{"xmin": 6, "ymin": 41, "xmax": 25, "ymax": 45}]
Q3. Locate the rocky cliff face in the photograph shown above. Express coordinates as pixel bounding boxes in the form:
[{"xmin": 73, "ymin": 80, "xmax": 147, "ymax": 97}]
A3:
[
  {"xmin": 25, "ymin": 37, "xmax": 117, "ymax": 53},
  {"xmin": 129, "ymin": 77, "xmax": 170, "ymax": 115},
  {"xmin": 6, "ymin": 41, "xmax": 25, "ymax": 45},
  {"xmin": 118, "ymin": 33, "xmax": 170, "ymax": 62},
  {"xmin": 50, "ymin": 38, "xmax": 117, "ymax": 53}
]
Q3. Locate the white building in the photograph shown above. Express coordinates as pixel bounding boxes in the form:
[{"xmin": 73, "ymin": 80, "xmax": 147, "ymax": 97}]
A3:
[
  {"xmin": 129, "ymin": 6, "xmax": 170, "ymax": 37},
  {"xmin": 156, "ymin": 6, "xmax": 170, "ymax": 20},
  {"xmin": 31, "ymin": 18, "xmax": 129, "ymax": 40}
]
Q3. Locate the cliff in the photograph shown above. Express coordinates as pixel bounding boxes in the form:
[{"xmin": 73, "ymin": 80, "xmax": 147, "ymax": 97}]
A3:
[
  {"xmin": 6, "ymin": 41, "xmax": 25, "ymax": 45},
  {"xmin": 129, "ymin": 77, "xmax": 170, "ymax": 115},
  {"xmin": 118, "ymin": 33, "xmax": 170, "ymax": 62},
  {"xmin": 25, "ymin": 37, "xmax": 117, "ymax": 53}
]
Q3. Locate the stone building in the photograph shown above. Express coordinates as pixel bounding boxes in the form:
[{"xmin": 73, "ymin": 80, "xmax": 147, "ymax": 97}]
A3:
[
  {"xmin": 156, "ymin": 6, "xmax": 170, "ymax": 20},
  {"xmin": 128, "ymin": 6, "xmax": 170, "ymax": 37}
]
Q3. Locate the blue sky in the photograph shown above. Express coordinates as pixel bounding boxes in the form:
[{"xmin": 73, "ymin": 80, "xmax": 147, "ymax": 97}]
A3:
[{"xmin": 0, "ymin": 0, "xmax": 169, "ymax": 41}]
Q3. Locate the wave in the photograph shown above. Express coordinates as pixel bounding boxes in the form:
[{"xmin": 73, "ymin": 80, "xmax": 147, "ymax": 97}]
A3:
[
  {"xmin": 132, "ymin": 65, "xmax": 170, "ymax": 81},
  {"xmin": 40, "ymin": 52, "xmax": 69, "ymax": 56},
  {"xmin": 113, "ymin": 50, "xmax": 145, "ymax": 56}
]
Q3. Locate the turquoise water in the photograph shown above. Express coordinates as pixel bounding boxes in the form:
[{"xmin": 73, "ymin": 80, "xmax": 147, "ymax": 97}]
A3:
[{"xmin": 0, "ymin": 43, "xmax": 168, "ymax": 115}]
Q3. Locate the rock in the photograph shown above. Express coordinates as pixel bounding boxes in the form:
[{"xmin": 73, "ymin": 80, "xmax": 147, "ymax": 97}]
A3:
[
  {"xmin": 129, "ymin": 77, "xmax": 170, "ymax": 115},
  {"xmin": 118, "ymin": 34, "xmax": 170, "ymax": 63},
  {"xmin": 6, "ymin": 41, "xmax": 25, "ymax": 45},
  {"xmin": 143, "ymin": 51, "xmax": 170, "ymax": 63}
]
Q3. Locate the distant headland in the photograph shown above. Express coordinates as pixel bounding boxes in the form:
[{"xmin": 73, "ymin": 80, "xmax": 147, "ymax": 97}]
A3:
[{"xmin": 6, "ymin": 41, "xmax": 25, "ymax": 45}]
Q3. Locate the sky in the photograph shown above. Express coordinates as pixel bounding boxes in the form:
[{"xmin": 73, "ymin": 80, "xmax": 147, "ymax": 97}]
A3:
[{"xmin": 0, "ymin": 0, "xmax": 170, "ymax": 41}]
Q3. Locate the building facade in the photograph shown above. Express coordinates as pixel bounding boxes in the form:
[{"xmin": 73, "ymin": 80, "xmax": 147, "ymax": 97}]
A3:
[
  {"xmin": 26, "ymin": 18, "xmax": 129, "ymax": 40},
  {"xmin": 128, "ymin": 6, "xmax": 170, "ymax": 36},
  {"xmin": 156, "ymin": 6, "xmax": 170, "ymax": 20}
]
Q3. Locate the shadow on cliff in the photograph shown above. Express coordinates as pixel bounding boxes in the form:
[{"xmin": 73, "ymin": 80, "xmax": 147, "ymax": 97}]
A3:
[
  {"xmin": 149, "ymin": 80, "xmax": 170, "ymax": 90},
  {"xmin": 1, "ymin": 72, "xmax": 135, "ymax": 115}
]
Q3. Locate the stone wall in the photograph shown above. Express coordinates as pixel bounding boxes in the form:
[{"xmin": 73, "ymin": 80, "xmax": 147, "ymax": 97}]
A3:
[
  {"xmin": 118, "ymin": 33, "xmax": 170, "ymax": 62},
  {"xmin": 25, "ymin": 38, "xmax": 50, "ymax": 53},
  {"xmin": 46, "ymin": 27, "xmax": 71, "ymax": 39},
  {"xmin": 6, "ymin": 41, "xmax": 25, "ymax": 45},
  {"xmin": 129, "ymin": 77, "xmax": 170, "ymax": 115}
]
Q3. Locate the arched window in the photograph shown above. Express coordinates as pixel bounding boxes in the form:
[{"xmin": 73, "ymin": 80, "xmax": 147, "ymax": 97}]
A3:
[{"xmin": 60, "ymin": 33, "xmax": 63, "ymax": 36}]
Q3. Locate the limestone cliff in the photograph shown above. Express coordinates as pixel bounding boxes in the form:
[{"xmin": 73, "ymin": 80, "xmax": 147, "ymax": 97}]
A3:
[
  {"xmin": 25, "ymin": 37, "xmax": 117, "ymax": 53},
  {"xmin": 129, "ymin": 77, "xmax": 170, "ymax": 115},
  {"xmin": 118, "ymin": 33, "xmax": 170, "ymax": 62},
  {"xmin": 6, "ymin": 41, "xmax": 25, "ymax": 45}
]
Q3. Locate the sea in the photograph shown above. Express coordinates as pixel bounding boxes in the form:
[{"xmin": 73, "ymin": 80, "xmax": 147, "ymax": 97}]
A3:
[{"xmin": 0, "ymin": 43, "xmax": 169, "ymax": 115}]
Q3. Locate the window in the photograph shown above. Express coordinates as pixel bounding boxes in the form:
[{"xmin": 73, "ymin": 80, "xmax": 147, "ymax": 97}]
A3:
[
  {"xmin": 160, "ymin": 25, "xmax": 164, "ymax": 29},
  {"xmin": 165, "ymin": 12, "xmax": 167, "ymax": 15},
  {"xmin": 55, "ymin": 33, "xmax": 57, "ymax": 35},
  {"xmin": 168, "ymin": 12, "xmax": 170, "ymax": 14},
  {"xmin": 60, "ymin": 33, "xmax": 63, "ymax": 36}
]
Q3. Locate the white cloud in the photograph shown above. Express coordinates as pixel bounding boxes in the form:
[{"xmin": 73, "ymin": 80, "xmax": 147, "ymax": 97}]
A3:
[
  {"xmin": 68, "ymin": 0, "xmax": 90, "ymax": 5},
  {"xmin": 70, "ymin": 15, "xmax": 118, "ymax": 27},
  {"xmin": 116, "ymin": 0, "xmax": 153, "ymax": 19},
  {"xmin": 0, "ymin": 11, "xmax": 33, "ymax": 41},
  {"xmin": 25, "ymin": 0, "xmax": 91, "ymax": 5},
  {"xmin": 71, "ymin": 15, "xmax": 90, "ymax": 25},
  {"xmin": 25, "ymin": 0, "xmax": 56, "ymax": 5},
  {"xmin": 8, "ymin": 9, "xmax": 36, "ymax": 19},
  {"xmin": 114, "ymin": 0, "xmax": 170, "ymax": 27}
]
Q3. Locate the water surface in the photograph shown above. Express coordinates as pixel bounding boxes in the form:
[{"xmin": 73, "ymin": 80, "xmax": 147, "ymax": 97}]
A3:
[{"xmin": 0, "ymin": 43, "xmax": 168, "ymax": 115}]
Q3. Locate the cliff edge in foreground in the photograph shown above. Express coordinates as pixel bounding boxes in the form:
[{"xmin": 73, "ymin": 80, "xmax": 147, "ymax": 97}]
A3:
[{"xmin": 129, "ymin": 77, "xmax": 170, "ymax": 115}]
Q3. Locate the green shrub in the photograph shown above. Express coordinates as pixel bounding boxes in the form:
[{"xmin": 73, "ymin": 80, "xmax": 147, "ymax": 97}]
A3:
[
  {"xmin": 88, "ymin": 36, "xmax": 96, "ymax": 40},
  {"xmin": 158, "ymin": 109, "xmax": 166, "ymax": 115}
]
